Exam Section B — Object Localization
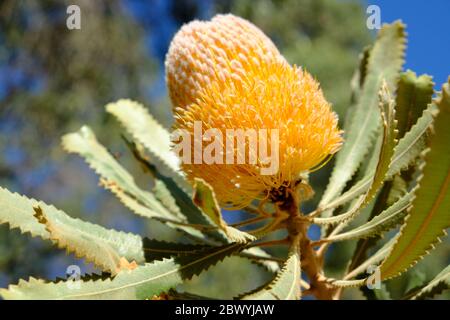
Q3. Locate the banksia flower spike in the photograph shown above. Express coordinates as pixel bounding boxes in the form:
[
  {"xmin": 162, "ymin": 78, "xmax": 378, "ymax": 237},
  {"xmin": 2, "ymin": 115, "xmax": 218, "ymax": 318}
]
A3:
[{"xmin": 166, "ymin": 14, "xmax": 343, "ymax": 209}]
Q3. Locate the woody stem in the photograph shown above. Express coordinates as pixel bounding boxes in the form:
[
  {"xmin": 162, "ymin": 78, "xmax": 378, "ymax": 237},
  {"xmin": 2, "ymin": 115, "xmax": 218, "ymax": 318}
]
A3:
[{"xmin": 282, "ymin": 193, "xmax": 335, "ymax": 300}]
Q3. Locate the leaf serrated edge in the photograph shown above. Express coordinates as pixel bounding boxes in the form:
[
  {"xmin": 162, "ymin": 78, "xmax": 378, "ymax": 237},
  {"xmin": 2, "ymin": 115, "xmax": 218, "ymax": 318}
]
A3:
[
  {"xmin": 237, "ymin": 243, "xmax": 300, "ymax": 300},
  {"xmin": 380, "ymin": 80, "xmax": 450, "ymax": 280},
  {"xmin": 105, "ymin": 99, "xmax": 190, "ymax": 193},
  {"xmin": 0, "ymin": 243, "xmax": 245, "ymax": 300},
  {"xmin": 32, "ymin": 206, "xmax": 136, "ymax": 274},
  {"xmin": 320, "ymin": 21, "xmax": 406, "ymax": 209}
]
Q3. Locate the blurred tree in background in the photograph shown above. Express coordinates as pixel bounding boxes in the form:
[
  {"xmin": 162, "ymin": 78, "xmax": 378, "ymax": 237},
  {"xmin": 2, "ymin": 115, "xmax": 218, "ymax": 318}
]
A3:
[
  {"xmin": 1, "ymin": 0, "xmax": 445, "ymax": 299},
  {"xmin": 0, "ymin": 0, "xmax": 157, "ymax": 285}
]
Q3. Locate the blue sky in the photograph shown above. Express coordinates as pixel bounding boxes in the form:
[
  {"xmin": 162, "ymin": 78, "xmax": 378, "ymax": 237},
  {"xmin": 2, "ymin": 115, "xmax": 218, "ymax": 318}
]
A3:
[{"xmin": 364, "ymin": 0, "xmax": 450, "ymax": 88}]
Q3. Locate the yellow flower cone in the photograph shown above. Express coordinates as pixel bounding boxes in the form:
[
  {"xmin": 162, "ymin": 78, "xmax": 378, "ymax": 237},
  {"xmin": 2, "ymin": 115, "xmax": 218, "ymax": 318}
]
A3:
[{"xmin": 165, "ymin": 14, "xmax": 343, "ymax": 209}]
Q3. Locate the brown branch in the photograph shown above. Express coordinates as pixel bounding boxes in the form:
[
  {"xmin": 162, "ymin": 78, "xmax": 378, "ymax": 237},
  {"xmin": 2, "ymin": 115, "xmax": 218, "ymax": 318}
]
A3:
[{"xmin": 281, "ymin": 187, "xmax": 336, "ymax": 300}]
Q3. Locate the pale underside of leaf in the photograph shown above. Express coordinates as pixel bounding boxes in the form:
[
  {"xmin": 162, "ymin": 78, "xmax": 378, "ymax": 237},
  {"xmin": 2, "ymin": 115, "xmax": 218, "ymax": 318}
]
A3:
[
  {"xmin": 33, "ymin": 206, "xmax": 142, "ymax": 274},
  {"xmin": 106, "ymin": 99, "xmax": 190, "ymax": 192},
  {"xmin": 123, "ymin": 137, "xmax": 229, "ymax": 244},
  {"xmin": 62, "ymin": 126, "xmax": 209, "ymax": 242},
  {"xmin": 0, "ymin": 187, "xmax": 144, "ymax": 270},
  {"xmin": 0, "ymin": 243, "xmax": 245, "ymax": 300},
  {"xmin": 62, "ymin": 126, "xmax": 169, "ymax": 219}
]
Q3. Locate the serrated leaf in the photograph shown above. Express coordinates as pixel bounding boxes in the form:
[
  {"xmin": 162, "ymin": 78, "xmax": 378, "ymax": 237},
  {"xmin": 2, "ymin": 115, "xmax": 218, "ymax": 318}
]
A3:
[
  {"xmin": 345, "ymin": 237, "xmax": 397, "ymax": 281},
  {"xmin": 62, "ymin": 126, "xmax": 207, "ymax": 242},
  {"xmin": 380, "ymin": 80, "xmax": 450, "ymax": 280},
  {"xmin": 239, "ymin": 244, "xmax": 301, "ymax": 300},
  {"xmin": 106, "ymin": 99, "xmax": 189, "ymax": 192},
  {"xmin": 240, "ymin": 247, "xmax": 280, "ymax": 274},
  {"xmin": 395, "ymin": 71, "xmax": 434, "ymax": 139},
  {"xmin": 0, "ymin": 242, "xmax": 245, "ymax": 300},
  {"xmin": 123, "ymin": 139, "xmax": 228, "ymax": 244},
  {"xmin": 318, "ymin": 103, "xmax": 435, "ymax": 214},
  {"xmin": 320, "ymin": 22, "xmax": 405, "ymax": 208},
  {"xmin": 323, "ymin": 189, "xmax": 413, "ymax": 242},
  {"xmin": 410, "ymin": 265, "xmax": 450, "ymax": 300},
  {"xmin": 62, "ymin": 126, "xmax": 169, "ymax": 220},
  {"xmin": 345, "ymin": 180, "xmax": 399, "ymax": 275},
  {"xmin": 363, "ymin": 84, "xmax": 398, "ymax": 203},
  {"xmin": 314, "ymin": 83, "xmax": 398, "ymax": 225},
  {"xmin": 0, "ymin": 187, "xmax": 144, "ymax": 271},
  {"xmin": 193, "ymin": 178, "xmax": 256, "ymax": 244},
  {"xmin": 32, "ymin": 206, "xmax": 142, "ymax": 274}
]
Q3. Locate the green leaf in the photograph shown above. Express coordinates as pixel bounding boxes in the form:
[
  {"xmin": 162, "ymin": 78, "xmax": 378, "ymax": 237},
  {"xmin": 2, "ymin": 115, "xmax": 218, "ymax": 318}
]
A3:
[
  {"xmin": 344, "ymin": 237, "xmax": 397, "ymax": 281},
  {"xmin": 62, "ymin": 126, "xmax": 207, "ymax": 242},
  {"xmin": 32, "ymin": 206, "xmax": 143, "ymax": 274},
  {"xmin": 314, "ymin": 83, "xmax": 398, "ymax": 225},
  {"xmin": 239, "ymin": 244, "xmax": 301, "ymax": 300},
  {"xmin": 395, "ymin": 71, "xmax": 434, "ymax": 139},
  {"xmin": 106, "ymin": 99, "xmax": 189, "ymax": 192},
  {"xmin": 62, "ymin": 126, "xmax": 169, "ymax": 220},
  {"xmin": 363, "ymin": 83, "xmax": 398, "ymax": 204},
  {"xmin": 240, "ymin": 247, "xmax": 280, "ymax": 274},
  {"xmin": 124, "ymin": 140, "xmax": 229, "ymax": 244},
  {"xmin": 386, "ymin": 106, "xmax": 435, "ymax": 178},
  {"xmin": 193, "ymin": 178, "xmax": 256, "ymax": 244},
  {"xmin": 318, "ymin": 102, "xmax": 435, "ymax": 214},
  {"xmin": 380, "ymin": 80, "xmax": 450, "ymax": 280},
  {"xmin": 410, "ymin": 265, "xmax": 450, "ymax": 300},
  {"xmin": 320, "ymin": 22, "xmax": 405, "ymax": 208},
  {"xmin": 0, "ymin": 187, "xmax": 145, "ymax": 272},
  {"xmin": 0, "ymin": 242, "xmax": 245, "ymax": 300},
  {"xmin": 323, "ymin": 189, "xmax": 413, "ymax": 242},
  {"xmin": 345, "ymin": 180, "xmax": 398, "ymax": 275}
]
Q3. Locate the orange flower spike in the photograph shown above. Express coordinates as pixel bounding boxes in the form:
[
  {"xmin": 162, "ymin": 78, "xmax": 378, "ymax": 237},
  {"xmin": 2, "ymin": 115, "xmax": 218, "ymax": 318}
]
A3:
[{"xmin": 165, "ymin": 14, "xmax": 343, "ymax": 209}]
